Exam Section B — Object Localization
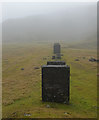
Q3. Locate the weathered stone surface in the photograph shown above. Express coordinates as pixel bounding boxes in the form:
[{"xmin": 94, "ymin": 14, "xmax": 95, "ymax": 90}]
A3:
[
  {"xmin": 42, "ymin": 63, "xmax": 70, "ymax": 104},
  {"xmin": 47, "ymin": 61, "xmax": 66, "ymax": 65},
  {"xmin": 56, "ymin": 53, "xmax": 61, "ymax": 59},
  {"xmin": 54, "ymin": 43, "xmax": 61, "ymax": 54},
  {"xmin": 97, "ymin": 59, "xmax": 99, "ymax": 62},
  {"xmin": 89, "ymin": 58, "xmax": 97, "ymax": 62},
  {"xmin": 21, "ymin": 68, "xmax": 24, "ymax": 70},
  {"xmin": 75, "ymin": 59, "xmax": 79, "ymax": 61},
  {"xmin": 34, "ymin": 67, "xmax": 40, "ymax": 69}
]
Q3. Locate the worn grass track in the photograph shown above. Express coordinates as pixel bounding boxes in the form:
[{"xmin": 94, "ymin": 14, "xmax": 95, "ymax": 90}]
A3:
[{"xmin": 2, "ymin": 42, "xmax": 97, "ymax": 118}]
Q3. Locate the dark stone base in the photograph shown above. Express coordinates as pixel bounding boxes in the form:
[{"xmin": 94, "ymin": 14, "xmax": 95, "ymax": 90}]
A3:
[
  {"xmin": 56, "ymin": 53, "xmax": 61, "ymax": 59},
  {"xmin": 42, "ymin": 64, "xmax": 70, "ymax": 104}
]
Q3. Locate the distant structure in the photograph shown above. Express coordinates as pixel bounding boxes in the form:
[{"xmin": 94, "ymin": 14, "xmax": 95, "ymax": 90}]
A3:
[
  {"xmin": 53, "ymin": 43, "xmax": 61, "ymax": 59},
  {"xmin": 53, "ymin": 43, "xmax": 61, "ymax": 54},
  {"xmin": 42, "ymin": 42, "xmax": 70, "ymax": 104}
]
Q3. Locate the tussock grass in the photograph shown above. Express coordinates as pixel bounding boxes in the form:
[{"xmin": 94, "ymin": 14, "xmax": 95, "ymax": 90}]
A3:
[{"xmin": 2, "ymin": 42, "xmax": 97, "ymax": 118}]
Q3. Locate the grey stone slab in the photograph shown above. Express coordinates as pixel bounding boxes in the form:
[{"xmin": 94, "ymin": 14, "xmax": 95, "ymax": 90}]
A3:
[
  {"xmin": 56, "ymin": 53, "xmax": 61, "ymax": 59},
  {"xmin": 42, "ymin": 64, "xmax": 70, "ymax": 104},
  {"xmin": 47, "ymin": 61, "xmax": 66, "ymax": 65},
  {"xmin": 54, "ymin": 43, "xmax": 61, "ymax": 54}
]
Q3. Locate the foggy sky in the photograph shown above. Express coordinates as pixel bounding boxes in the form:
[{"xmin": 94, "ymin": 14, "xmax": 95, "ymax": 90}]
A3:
[
  {"xmin": 2, "ymin": 2, "xmax": 97, "ymax": 21},
  {"xmin": 2, "ymin": 2, "xmax": 97, "ymax": 45}
]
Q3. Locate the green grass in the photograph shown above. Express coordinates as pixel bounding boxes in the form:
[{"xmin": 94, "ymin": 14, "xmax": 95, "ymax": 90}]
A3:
[{"xmin": 2, "ymin": 42, "xmax": 97, "ymax": 118}]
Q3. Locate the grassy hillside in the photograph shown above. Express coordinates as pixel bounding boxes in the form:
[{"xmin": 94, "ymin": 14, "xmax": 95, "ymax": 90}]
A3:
[
  {"xmin": 2, "ymin": 42, "xmax": 97, "ymax": 118},
  {"xmin": 61, "ymin": 39, "xmax": 97, "ymax": 49}
]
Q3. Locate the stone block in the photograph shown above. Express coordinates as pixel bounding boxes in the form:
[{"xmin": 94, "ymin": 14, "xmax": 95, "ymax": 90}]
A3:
[
  {"xmin": 47, "ymin": 61, "xmax": 66, "ymax": 65},
  {"xmin": 54, "ymin": 43, "xmax": 61, "ymax": 54},
  {"xmin": 42, "ymin": 64, "xmax": 70, "ymax": 104}
]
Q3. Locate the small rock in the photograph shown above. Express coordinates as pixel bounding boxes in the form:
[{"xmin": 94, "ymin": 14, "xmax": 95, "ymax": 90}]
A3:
[
  {"xmin": 64, "ymin": 112, "xmax": 68, "ymax": 115},
  {"xmin": 21, "ymin": 68, "xmax": 24, "ymax": 70},
  {"xmin": 46, "ymin": 104, "xmax": 50, "ymax": 108},
  {"xmin": 75, "ymin": 59, "xmax": 79, "ymax": 61},
  {"xmin": 89, "ymin": 58, "xmax": 97, "ymax": 62},
  {"xmin": 34, "ymin": 67, "xmax": 40, "ymax": 69},
  {"xmin": 24, "ymin": 113, "xmax": 31, "ymax": 116},
  {"xmin": 64, "ymin": 112, "xmax": 71, "ymax": 115}
]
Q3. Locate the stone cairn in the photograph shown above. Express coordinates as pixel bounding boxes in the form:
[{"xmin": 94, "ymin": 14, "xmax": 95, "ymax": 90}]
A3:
[{"xmin": 41, "ymin": 43, "xmax": 70, "ymax": 104}]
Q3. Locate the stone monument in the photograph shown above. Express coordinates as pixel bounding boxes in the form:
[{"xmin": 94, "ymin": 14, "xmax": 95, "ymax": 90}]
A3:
[
  {"xmin": 53, "ymin": 43, "xmax": 61, "ymax": 54},
  {"xmin": 42, "ymin": 61, "xmax": 70, "ymax": 104},
  {"xmin": 53, "ymin": 43, "xmax": 61, "ymax": 59}
]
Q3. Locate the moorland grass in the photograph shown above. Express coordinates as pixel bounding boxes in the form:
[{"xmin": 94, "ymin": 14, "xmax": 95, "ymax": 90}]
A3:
[{"xmin": 2, "ymin": 42, "xmax": 97, "ymax": 118}]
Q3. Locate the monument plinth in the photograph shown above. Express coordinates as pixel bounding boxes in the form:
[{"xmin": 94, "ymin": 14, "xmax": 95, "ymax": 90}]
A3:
[
  {"xmin": 42, "ymin": 61, "xmax": 70, "ymax": 104},
  {"xmin": 47, "ymin": 61, "xmax": 66, "ymax": 65}
]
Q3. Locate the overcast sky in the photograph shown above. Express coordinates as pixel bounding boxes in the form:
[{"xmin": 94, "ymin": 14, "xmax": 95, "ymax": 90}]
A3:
[
  {"xmin": 2, "ymin": 2, "xmax": 97, "ymax": 22},
  {"xmin": 2, "ymin": 2, "xmax": 97, "ymax": 44}
]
